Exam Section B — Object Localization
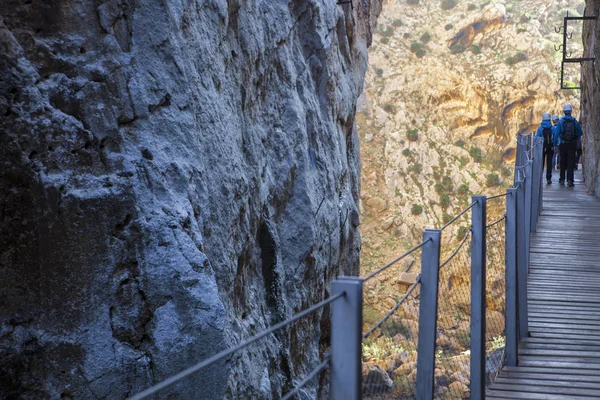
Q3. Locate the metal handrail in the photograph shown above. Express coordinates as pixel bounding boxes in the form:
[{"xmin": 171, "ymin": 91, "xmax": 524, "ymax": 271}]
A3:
[
  {"xmin": 440, "ymin": 228, "xmax": 472, "ymax": 269},
  {"xmin": 362, "ymin": 275, "xmax": 422, "ymax": 339},
  {"xmin": 128, "ymin": 292, "xmax": 345, "ymax": 400},
  {"xmin": 362, "ymin": 239, "xmax": 430, "ymax": 281},
  {"xmin": 281, "ymin": 354, "xmax": 331, "ymax": 400},
  {"xmin": 486, "ymin": 193, "xmax": 508, "ymax": 200},
  {"xmin": 440, "ymin": 201, "xmax": 477, "ymax": 231},
  {"xmin": 486, "ymin": 215, "xmax": 507, "ymax": 229}
]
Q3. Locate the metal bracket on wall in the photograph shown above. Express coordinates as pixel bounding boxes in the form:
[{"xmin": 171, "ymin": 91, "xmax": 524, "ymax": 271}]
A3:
[
  {"xmin": 556, "ymin": 12, "xmax": 598, "ymax": 90},
  {"xmin": 337, "ymin": 0, "xmax": 353, "ymax": 9}
]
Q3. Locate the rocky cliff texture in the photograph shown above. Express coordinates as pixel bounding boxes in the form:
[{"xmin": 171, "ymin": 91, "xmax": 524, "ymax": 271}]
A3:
[
  {"xmin": 0, "ymin": 1, "xmax": 381, "ymax": 398},
  {"xmin": 582, "ymin": 0, "xmax": 600, "ymax": 193}
]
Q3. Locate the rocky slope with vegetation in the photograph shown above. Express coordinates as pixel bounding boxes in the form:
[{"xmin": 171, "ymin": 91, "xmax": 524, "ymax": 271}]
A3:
[
  {"xmin": 0, "ymin": 1, "xmax": 381, "ymax": 398},
  {"xmin": 358, "ymin": 0, "xmax": 581, "ymax": 397}
]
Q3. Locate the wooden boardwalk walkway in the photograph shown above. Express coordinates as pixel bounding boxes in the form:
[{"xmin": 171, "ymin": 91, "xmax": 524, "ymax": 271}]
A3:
[{"xmin": 487, "ymin": 169, "xmax": 600, "ymax": 399}]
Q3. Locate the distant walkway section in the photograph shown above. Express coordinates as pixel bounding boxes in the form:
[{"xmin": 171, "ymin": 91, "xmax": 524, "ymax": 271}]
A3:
[{"xmin": 488, "ymin": 169, "xmax": 600, "ymax": 399}]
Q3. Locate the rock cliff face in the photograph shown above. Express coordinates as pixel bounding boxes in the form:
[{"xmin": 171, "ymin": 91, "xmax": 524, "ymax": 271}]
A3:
[
  {"xmin": 582, "ymin": 0, "xmax": 600, "ymax": 193},
  {"xmin": 0, "ymin": 1, "xmax": 381, "ymax": 398}
]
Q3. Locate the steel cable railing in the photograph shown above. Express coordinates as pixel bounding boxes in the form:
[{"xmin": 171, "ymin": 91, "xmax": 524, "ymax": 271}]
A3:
[
  {"xmin": 281, "ymin": 354, "xmax": 331, "ymax": 400},
  {"xmin": 362, "ymin": 239, "xmax": 430, "ymax": 282},
  {"xmin": 128, "ymin": 292, "xmax": 344, "ymax": 400},
  {"xmin": 484, "ymin": 210, "xmax": 507, "ymax": 389},
  {"xmin": 433, "ymin": 227, "xmax": 473, "ymax": 400}
]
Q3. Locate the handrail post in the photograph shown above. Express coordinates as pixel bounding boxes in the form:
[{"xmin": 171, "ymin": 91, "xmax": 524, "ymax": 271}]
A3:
[
  {"xmin": 416, "ymin": 230, "xmax": 441, "ymax": 400},
  {"xmin": 524, "ymin": 161, "xmax": 533, "ymax": 274},
  {"xmin": 531, "ymin": 138, "xmax": 544, "ymax": 232},
  {"xmin": 330, "ymin": 277, "xmax": 362, "ymax": 400},
  {"xmin": 515, "ymin": 180, "xmax": 529, "ymax": 340},
  {"xmin": 505, "ymin": 188, "xmax": 518, "ymax": 367},
  {"xmin": 470, "ymin": 196, "xmax": 487, "ymax": 400}
]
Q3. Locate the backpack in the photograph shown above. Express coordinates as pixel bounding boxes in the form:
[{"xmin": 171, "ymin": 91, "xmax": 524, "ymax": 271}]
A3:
[
  {"xmin": 542, "ymin": 127, "xmax": 553, "ymax": 149},
  {"xmin": 561, "ymin": 119, "xmax": 577, "ymax": 142}
]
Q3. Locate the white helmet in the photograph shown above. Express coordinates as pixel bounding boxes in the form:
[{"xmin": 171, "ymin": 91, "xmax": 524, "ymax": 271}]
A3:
[
  {"xmin": 551, "ymin": 114, "xmax": 559, "ymax": 123},
  {"xmin": 542, "ymin": 112, "xmax": 551, "ymax": 121},
  {"xmin": 563, "ymin": 104, "xmax": 573, "ymax": 113}
]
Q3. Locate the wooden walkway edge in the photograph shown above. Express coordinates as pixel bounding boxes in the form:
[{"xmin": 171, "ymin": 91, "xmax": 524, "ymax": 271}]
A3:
[{"xmin": 487, "ymin": 169, "xmax": 600, "ymax": 399}]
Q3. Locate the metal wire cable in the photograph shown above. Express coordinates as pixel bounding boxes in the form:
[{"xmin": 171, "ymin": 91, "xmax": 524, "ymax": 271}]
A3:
[
  {"xmin": 486, "ymin": 193, "xmax": 508, "ymax": 201},
  {"xmin": 440, "ymin": 228, "xmax": 472, "ymax": 270},
  {"xmin": 362, "ymin": 240, "xmax": 430, "ymax": 282},
  {"xmin": 127, "ymin": 292, "xmax": 345, "ymax": 400},
  {"xmin": 362, "ymin": 275, "xmax": 422, "ymax": 339},
  {"xmin": 281, "ymin": 354, "xmax": 331, "ymax": 400},
  {"xmin": 440, "ymin": 201, "xmax": 477, "ymax": 231},
  {"xmin": 486, "ymin": 215, "xmax": 507, "ymax": 229}
]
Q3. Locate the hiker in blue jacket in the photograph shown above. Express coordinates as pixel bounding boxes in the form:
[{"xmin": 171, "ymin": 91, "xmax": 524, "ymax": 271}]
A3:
[
  {"xmin": 536, "ymin": 113, "xmax": 555, "ymax": 184},
  {"xmin": 555, "ymin": 104, "xmax": 583, "ymax": 187}
]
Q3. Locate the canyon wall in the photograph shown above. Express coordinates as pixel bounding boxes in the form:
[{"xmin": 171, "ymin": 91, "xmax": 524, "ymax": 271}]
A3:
[
  {"xmin": 582, "ymin": 0, "xmax": 600, "ymax": 194},
  {"xmin": 0, "ymin": 0, "xmax": 381, "ymax": 398}
]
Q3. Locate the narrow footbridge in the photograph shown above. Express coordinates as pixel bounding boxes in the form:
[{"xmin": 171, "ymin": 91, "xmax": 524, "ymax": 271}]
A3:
[
  {"xmin": 126, "ymin": 134, "xmax": 599, "ymax": 400},
  {"xmin": 487, "ymin": 168, "xmax": 600, "ymax": 399}
]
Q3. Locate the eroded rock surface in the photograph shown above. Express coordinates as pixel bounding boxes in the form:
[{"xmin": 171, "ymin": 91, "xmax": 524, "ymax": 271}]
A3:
[{"xmin": 0, "ymin": 1, "xmax": 381, "ymax": 398}]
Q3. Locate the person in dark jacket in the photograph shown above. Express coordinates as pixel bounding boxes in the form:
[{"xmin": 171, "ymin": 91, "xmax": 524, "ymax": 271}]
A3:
[
  {"xmin": 535, "ymin": 113, "xmax": 555, "ymax": 184},
  {"xmin": 555, "ymin": 104, "xmax": 583, "ymax": 187}
]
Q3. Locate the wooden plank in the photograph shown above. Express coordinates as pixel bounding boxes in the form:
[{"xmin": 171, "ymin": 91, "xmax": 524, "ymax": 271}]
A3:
[
  {"xmin": 493, "ymin": 377, "xmax": 600, "ymax": 390},
  {"xmin": 488, "ymin": 382, "xmax": 600, "ymax": 396}
]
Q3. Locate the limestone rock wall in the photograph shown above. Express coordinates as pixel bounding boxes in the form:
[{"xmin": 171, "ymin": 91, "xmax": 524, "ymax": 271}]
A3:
[
  {"xmin": 582, "ymin": 0, "xmax": 600, "ymax": 194},
  {"xmin": 0, "ymin": 1, "xmax": 381, "ymax": 398}
]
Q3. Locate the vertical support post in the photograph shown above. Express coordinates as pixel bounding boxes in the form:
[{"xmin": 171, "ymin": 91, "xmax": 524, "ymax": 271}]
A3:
[
  {"xmin": 330, "ymin": 278, "xmax": 362, "ymax": 400},
  {"xmin": 505, "ymin": 188, "xmax": 518, "ymax": 367},
  {"xmin": 524, "ymin": 161, "xmax": 533, "ymax": 273},
  {"xmin": 514, "ymin": 135, "xmax": 525, "ymax": 185},
  {"xmin": 515, "ymin": 180, "xmax": 529, "ymax": 340},
  {"xmin": 531, "ymin": 138, "xmax": 543, "ymax": 232},
  {"xmin": 416, "ymin": 230, "xmax": 441, "ymax": 400},
  {"xmin": 470, "ymin": 196, "xmax": 487, "ymax": 400}
]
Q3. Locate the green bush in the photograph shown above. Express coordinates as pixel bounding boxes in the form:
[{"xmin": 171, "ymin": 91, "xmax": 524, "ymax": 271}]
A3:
[
  {"xmin": 442, "ymin": 212, "xmax": 452, "ymax": 223},
  {"xmin": 416, "ymin": 48, "xmax": 427, "ymax": 58},
  {"xmin": 444, "ymin": 23, "xmax": 454, "ymax": 31},
  {"xmin": 486, "ymin": 173, "xmax": 501, "ymax": 187},
  {"xmin": 375, "ymin": 68, "xmax": 384, "ymax": 77},
  {"xmin": 383, "ymin": 104, "xmax": 395, "ymax": 114},
  {"xmin": 380, "ymin": 37, "xmax": 389, "ymax": 44},
  {"xmin": 403, "ymin": 32, "xmax": 412, "ymax": 39},
  {"xmin": 420, "ymin": 32, "xmax": 431, "ymax": 43},
  {"xmin": 380, "ymin": 26, "xmax": 394, "ymax": 37},
  {"xmin": 505, "ymin": 52, "xmax": 527, "ymax": 65},
  {"xmin": 407, "ymin": 0, "xmax": 420, "ymax": 4},
  {"xmin": 457, "ymin": 226, "xmax": 469, "ymax": 238},
  {"xmin": 454, "ymin": 139, "xmax": 466, "ymax": 148},
  {"xmin": 409, "ymin": 163, "xmax": 423, "ymax": 174},
  {"xmin": 440, "ymin": 193, "xmax": 451, "ymax": 208},
  {"xmin": 450, "ymin": 43, "xmax": 466, "ymax": 54},
  {"xmin": 467, "ymin": 3, "xmax": 477, "ymax": 10},
  {"xmin": 457, "ymin": 183, "xmax": 470, "ymax": 196},
  {"xmin": 469, "ymin": 147, "xmax": 483, "ymax": 162},
  {"xmin": 410, "ymin": 41, "xmax": 423, "ymax": 53},
  {"xmin": 392, "ymin": 19, "xmax": 403, "ymax": 27},
  {"xmin": 411, "ymin": 204, "xmax": 423, "ymax": 215},
  {"xmin": 441, "ymin": 0, "xmax": 457, "ymax": 10},
  {"xmin": 406, "ymin": 129, "xmax": 419, "ymax": 142},
  {"xmin": 470, "ymin": 44, "xmax": 481, "ymax": 54},
  {"xmin": 402, "ymin": 148, "xmax": 412, "ymax": 157}
]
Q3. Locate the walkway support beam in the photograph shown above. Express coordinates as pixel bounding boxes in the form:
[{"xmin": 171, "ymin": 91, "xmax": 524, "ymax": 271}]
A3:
[
  {"xmin": 416, "ymin": 230, "xmax": 441, "ymax": 400},
  {"xmin": 471, "ymin": 196, "xmax": 487, "ymax": 400},
  {"xmin": 330, "ymin": 278, "xmax": 362, "ymax": 400},
  {"xmin": 505, "ymin": 188, "xmax": 518, "ymax": 366}
]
